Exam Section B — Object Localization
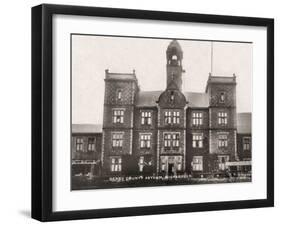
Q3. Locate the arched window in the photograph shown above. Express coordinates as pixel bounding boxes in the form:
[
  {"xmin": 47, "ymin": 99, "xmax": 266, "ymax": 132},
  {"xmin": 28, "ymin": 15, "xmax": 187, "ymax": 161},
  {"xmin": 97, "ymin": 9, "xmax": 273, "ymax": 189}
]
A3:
[
  {"xmin": 172, "ymin": 55, "xmax": 178, "ymax": 60},
  {"xmin": 219, "ymin": 92, "xmax": 226, "ymax": 103},
  {"xmin": 170, "ymin": 91, "xmax": 175, "ymax": 102},
  {"xmin": 117, "ymin": 89, "xmax": 122, "ymax": 100}
]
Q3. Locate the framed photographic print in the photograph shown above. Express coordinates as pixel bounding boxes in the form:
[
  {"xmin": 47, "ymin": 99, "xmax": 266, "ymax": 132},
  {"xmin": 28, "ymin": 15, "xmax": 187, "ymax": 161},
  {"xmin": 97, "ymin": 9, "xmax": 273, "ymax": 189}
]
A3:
[{"xmin": 32, "ymin": 4, "xmax": 274, "ymax": 221}]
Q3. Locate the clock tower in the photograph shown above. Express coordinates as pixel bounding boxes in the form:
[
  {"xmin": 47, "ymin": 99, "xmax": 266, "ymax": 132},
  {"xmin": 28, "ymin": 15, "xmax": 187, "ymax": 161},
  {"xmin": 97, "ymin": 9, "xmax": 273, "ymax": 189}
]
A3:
[{"xmin": 166, "ymin": 40, "xmax": 185, "ymax": 91}]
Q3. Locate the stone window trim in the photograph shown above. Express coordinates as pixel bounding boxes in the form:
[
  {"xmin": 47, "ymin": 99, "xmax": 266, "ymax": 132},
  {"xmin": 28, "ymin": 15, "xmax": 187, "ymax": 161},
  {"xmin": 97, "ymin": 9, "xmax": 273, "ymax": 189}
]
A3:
[
  {"xmin": 111, "ymin": 132, "xmax": 124, "ymax": 149},
  {"xmin": 112, "ymin": 108, "xmax": 125, "ymax": 124},
  {"xmin": 192, "ymin": 111, "xmax": 203, "ymax": 126},
  {"xmin": 243, "ymin": 136, "xmax": 251, "ymax": 151},
  {"xmin": 218, "ymin": 111, "xmax": 228, "ymax": 125},
  {"xmin": 140, "ymin": 110, "xmax": 152, "ymax": 125},
  {"xmin": 164, "ymin": 110, "xmax": 180, "ymax": 125},
  {"xmin": 139, "ymin": 133, "xmax": 152, "ymax": 149},
  {"xmin": 163, "ymin": 132, "xmax": 180, "ymax": 149},
  {"xmin": 218, "ymin": 132, "xmax": 229, "ymax": 148},
  {"xmin": 87, "ymin": 137, "xmax": 96, "ymax": 152},
  {"xmin": 75, "ymin": 137, "xmax": 84, "ymax": 152},
  {"xmin": 110, "ymin": 156, "xmax": 122, "ymax": 172},
  {"xmin": 218, "ymin": 155, "xmax": 230, "ymax": 171},
  {"xmin": 192, "ymin": 156, "xmax": 203, "ymax": 171},
  {"xmin": 192, "ymin": 133, "xmax": 204, "ymax": 148}
]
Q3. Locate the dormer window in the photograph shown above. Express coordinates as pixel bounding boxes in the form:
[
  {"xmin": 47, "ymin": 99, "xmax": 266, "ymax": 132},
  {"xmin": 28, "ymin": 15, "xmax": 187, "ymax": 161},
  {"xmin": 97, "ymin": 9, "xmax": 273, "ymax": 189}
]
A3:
[
  {"xmin": 219, "ymin": 92, "xmax": 226, "ymax": 103},
  {"xmin": 170, "ymin": 91, "xmax": 175, "ymax": 102}
]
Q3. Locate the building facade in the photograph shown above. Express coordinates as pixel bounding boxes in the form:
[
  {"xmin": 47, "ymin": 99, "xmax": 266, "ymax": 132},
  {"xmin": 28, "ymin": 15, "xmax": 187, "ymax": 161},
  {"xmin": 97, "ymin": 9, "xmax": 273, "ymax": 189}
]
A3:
[
  {"xmin": 72, "ymin": 40, "xmax": 252, "ymax": 178},
  {"xmin": 99, "ymin": 40, "xmax": 251, "ymax": 177},
  {"xmin": 72, "ymin": 124, "xmax": 102, "ymax": 177}
]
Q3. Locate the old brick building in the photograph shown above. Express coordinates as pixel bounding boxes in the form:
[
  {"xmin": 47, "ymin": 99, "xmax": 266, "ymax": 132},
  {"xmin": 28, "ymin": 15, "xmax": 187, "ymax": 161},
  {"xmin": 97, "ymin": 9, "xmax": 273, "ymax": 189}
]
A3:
[
  {"xmin": 99, "ymin": 39, "xmax": 252, "ymax": 177},
  {"xmin": 72, "ymin": 124, "xmax": 102, "ymax": 177},
  {"xmin": 72, "ymin": 40, "xmax": 252, "ymax": 179}
]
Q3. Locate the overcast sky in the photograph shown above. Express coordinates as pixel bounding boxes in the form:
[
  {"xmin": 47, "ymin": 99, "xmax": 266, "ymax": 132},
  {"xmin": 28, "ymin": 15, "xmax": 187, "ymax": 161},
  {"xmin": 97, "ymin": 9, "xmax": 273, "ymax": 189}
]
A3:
[{"xmin": 72, "ymin": 35, "xmax": 252, "ymax": 125}]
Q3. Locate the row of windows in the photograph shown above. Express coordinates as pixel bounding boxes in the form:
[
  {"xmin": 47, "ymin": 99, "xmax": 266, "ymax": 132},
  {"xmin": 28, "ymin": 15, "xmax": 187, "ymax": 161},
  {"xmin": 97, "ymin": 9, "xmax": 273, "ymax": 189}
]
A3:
[
  {"xmin": 111, "ymin": 109, "xmax": 229, "ymax": 126},
  {"xmin": 192, "ymin": 155, "xmax": 230, "ymax": 171},
  {"xmin": 75, "ymin": 135, "xmax": 250, "ymax": 152},
  {"xmin": 110, "ymin": 156, "xmax": 152, "ymax": 172},
  {"xmin": 75, "ymin": 137, "xmax": 96, "ymax": 152},
  {"xmin": 192, "ymin": 112, "xmax": 228, "ymax": 126},
  {"xmin": 109, "ymin": 132, "xmax": 251, "ymax": 150},
  {"xmin": 110, "ymin": 155, "xmax": 231, "ymax": 173}
]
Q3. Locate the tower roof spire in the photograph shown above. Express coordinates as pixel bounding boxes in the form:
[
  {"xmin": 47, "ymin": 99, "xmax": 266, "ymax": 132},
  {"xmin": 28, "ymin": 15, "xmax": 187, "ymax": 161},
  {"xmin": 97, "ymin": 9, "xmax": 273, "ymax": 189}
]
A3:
[{"xmin": 166, "ymin": 39, "xmax": 183, "ymax": 60}]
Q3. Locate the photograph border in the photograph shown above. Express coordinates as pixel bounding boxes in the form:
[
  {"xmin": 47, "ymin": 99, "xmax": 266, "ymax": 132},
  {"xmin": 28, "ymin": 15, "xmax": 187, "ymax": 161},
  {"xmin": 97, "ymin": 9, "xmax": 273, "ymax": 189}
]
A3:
[{"xmin": 32, "ymin": 4, "xmax": 274, "ymax": 221}]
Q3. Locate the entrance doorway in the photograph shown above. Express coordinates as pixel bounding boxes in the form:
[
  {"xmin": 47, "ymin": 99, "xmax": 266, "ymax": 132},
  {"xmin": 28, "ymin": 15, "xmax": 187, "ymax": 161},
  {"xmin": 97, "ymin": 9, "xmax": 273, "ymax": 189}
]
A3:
[
  {"xmin": 160, "ymin": 156, "xmax": 182, "ymax": 175},
  {"xmin": 168, "ymin": 163, "xmax": 174, "ymax": 175}
]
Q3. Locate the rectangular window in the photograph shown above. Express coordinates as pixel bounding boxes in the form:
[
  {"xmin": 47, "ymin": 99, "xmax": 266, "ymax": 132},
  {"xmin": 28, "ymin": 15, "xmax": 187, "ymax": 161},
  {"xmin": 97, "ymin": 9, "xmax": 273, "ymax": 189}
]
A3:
[
  {"xmin": 112, "ymin": 133, "xmax": 123, "ymax": 148},
  {"xmin": 192, "ymin": 156, "xmax": 203, "ymax": 171},
  {"xmin": 140, "ymin": 133, "xmax": 151, "ymax": 149},
  {"xmin": 218, "ymin": 155, "xmax": 229, "ymax": 170},
  {"xmin": 161, "ymin": 161, "xmax": 166, "ymax": 171},
  {"xmin": 139, "ymin": 156, "xmax": 144, "ymax": 172},
  {"xmin": 76, "ymin": 137, "xmax": 83, "ymax": 151},
  {"xmin": 164, "ymin": 110, "xmax": 180, "ymax": 124},
  {"xmin": 88, "ymin": 137, "xmax": 96, "ymax": 151},
  {"xmin": 110, "ymin": 157, "xmax": 122, "ymax": 172},
  {"xmin": 164, "ymin": 133, "xmax": 180, "ymax": 149},
  {"xmin": 176, "ymin": 156, "xmax": 182, "ymax": 171},
  {"xmin": 113, "ymin": 109, "xmax": 124, "ymax": 124},
  {"xmin": 192, "ymin": 112, "xmax": 203, "ymax": 126},
  {"xmin": 192, "ymin": 133, "xmax": 203, "ymax": 148},
  {"xmin": 243, "ymin": 137, "xmax": 251, "ymax": 151},
  {"xmin": 141, "ymin": 111, "xmax": 152, "ymax": 125},
  {"xmin": 218, "ymin": 134, "xmax": 228, "ymax": 147},
  {"xmin": 218, "ymin": 112, "xmax": 228, "ymax": 125}
]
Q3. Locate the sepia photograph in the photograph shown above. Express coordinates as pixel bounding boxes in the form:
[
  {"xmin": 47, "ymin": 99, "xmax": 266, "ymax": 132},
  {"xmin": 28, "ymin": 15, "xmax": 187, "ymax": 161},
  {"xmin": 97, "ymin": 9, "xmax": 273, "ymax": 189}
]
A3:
[{"xmin": 71, "ymin": 35, "xmax": 252, "ymax": 190}]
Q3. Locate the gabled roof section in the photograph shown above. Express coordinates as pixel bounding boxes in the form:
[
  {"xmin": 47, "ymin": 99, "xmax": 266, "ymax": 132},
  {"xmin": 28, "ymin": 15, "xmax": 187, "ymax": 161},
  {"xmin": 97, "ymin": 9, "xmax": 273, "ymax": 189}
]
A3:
[
  {"xmin": 72, "ymin": 124, "xmax": 102, "ymax": 134},
  {"xmin": 237, "ymin": 113, "xmax": 252, "ymax": 134}
]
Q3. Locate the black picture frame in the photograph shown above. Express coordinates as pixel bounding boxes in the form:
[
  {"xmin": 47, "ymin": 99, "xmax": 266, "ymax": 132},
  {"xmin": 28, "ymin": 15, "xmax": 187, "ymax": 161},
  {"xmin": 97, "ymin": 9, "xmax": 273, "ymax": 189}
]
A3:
[{"xmin": 32, "ymin": 3, "xmax": 274, "ymax": 222}]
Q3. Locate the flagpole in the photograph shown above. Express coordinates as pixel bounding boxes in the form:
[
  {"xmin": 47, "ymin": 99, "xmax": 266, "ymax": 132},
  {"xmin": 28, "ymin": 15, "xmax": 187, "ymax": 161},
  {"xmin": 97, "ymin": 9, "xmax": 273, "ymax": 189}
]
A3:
[{"xmin": 211, "ymin": 42, "xmax": 213, "ymax": 75}]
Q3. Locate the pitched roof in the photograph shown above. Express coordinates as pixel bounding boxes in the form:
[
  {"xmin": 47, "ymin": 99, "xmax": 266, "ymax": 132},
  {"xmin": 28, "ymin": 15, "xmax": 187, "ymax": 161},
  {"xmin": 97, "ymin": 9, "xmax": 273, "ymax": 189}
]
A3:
[
  {"xmin": 72, "ymin": 124, "xmax": 102, "ymax": 134},
  {"xmin": 237, "ymin": 113, "xmax": 251, "ymax": 134},
  {"xmin": 136, "ymin": 91, "xmax": 162, "ymax": 107},
  {"xmin": 184, "ymin": 92, "xmax": 209, "ymax": 108},
  {"xmin": 135, "ymin": 91, "xmax": 209, "ymax": 108}
]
